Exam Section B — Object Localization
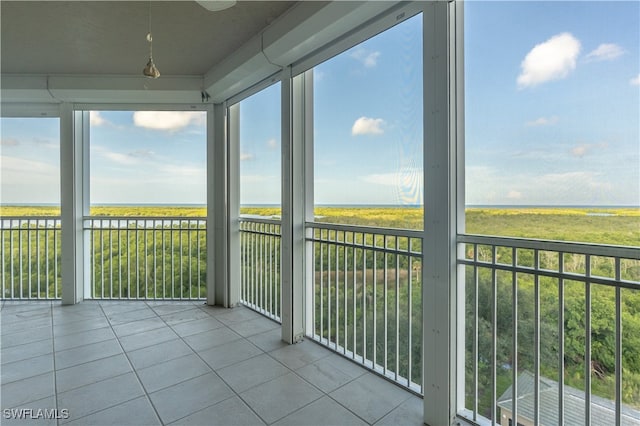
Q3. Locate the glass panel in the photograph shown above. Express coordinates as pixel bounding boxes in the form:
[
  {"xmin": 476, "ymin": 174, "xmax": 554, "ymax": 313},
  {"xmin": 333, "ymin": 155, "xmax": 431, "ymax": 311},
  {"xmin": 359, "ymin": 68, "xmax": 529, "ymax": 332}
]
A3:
[
  {"xmin": 1, "ymin": 117, "xmax": 61, "ymax": 299},
  {"xmin": 313, "ymin": 14, "xmax": 423, "ymax": 230},
  {"xmin": 238, "ymin": 83, "xmax": 282, "ymax": 217}
]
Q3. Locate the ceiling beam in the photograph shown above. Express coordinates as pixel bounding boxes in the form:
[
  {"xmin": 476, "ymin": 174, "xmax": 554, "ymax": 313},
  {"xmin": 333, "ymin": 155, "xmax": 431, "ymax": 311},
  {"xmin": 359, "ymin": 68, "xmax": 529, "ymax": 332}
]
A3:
[
  {"xmin": 1, "ymin": 75, "xmax": 204, "ymax": 104},
  {"xmin": 203, "ymin": 1, "xmax": 398, "ymax": 103}
]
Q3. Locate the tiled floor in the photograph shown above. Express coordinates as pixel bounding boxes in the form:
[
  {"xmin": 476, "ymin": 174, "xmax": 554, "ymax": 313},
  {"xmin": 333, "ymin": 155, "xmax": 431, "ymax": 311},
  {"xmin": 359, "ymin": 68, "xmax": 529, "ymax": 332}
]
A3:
[{"xmin": 0, "ymin": 301, "xmax": 423, "ymax": 426}]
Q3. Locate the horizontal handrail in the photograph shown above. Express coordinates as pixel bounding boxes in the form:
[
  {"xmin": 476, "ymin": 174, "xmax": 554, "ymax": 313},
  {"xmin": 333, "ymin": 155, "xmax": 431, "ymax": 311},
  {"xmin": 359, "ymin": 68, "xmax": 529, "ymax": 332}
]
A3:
[
  {"xmin": 85, "ymin": 216, "xmax": 206, "ymax": 222},
  {"xmin": 458, "ymin": 233, "xmax": 639, "ymax": 259},
  {"xmin": 0, "ymin": 216, "xmax": 62, "ymax": 221},
  {"xmin": 239, "ymin": 215, "xmax": 281, "ymax": 225},
  {"xmin": 307, "ymin": 221, "xmax": 423, "ymax": 239}
]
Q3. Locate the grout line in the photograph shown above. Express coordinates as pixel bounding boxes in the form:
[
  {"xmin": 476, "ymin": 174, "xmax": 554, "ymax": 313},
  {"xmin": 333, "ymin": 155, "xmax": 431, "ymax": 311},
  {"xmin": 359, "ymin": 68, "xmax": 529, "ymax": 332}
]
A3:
[
  {"xmin": 156, "ymin": 306, "xmax": 275, "ymax": 425},
  {"xmin": 96, "ymin": 301, "xmax": 164, "ymax": 426},
  {"xmin": 50, "ymin": 302, "xmax": 61, "ymax": 426}
]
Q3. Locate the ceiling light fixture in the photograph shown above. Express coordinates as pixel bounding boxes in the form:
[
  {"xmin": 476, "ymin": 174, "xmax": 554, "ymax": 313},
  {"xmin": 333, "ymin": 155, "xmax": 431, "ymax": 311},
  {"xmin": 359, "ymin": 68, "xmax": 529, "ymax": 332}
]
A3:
[
  {"xmin": 195, "ymin": 1, "xmax": 236, "ymax": 12},
  {"xmin": 143, "ymin": 1, "xmax": 160, "ymax": 78}
]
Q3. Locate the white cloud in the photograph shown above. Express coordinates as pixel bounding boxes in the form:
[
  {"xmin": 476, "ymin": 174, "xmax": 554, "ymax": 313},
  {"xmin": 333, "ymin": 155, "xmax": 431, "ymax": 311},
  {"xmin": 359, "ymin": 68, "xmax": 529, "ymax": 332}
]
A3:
[
  {"xmin": 240, "ymin": 152, "xmax": 254, "ymax": 161},
  {"xmin": 350, "ymin": 47, "xmax": 381, "ymax": 68},
  {"xmin": 525, "ymin": 116, "xmax": 559, "ymax": 127},
  {"xmin": 466, "ymin": 165, "xmax": 623, "ymax": 205},
  {"xmin": 585, "ymin": 43, "xmax": 625, "ymax": 62},
  {"xmin": 361, "ymin": 173, "xmax": 397, "ymax": 186},
  {"xmin": 0, "ymin": 137, "xmax": 19, "ymax": 146},
  {"xmin": 128, "ymin": 149, "xmax": 154, "ymax": 158},
  {"xmin": 133, "ymin": 111, "xmax": 205, "ymax": 131},
  {"xmin": 267, "ymin": 138, "xmax": 278, "ymax": 150},
  {"xmin": 158, "ymin": 164, "xmax": 205, "ymax": 178},
  {"xmin": 517, "ymin": 33, "xmax": 581, "ymax": 88},
  {"xmin": 93, "ymin": 146, "xmax": 147, "ymax": 166},
  {"xmin": 102, "ymin": 151, "xmax": 139, "ymax": 165},
  {"xmin": 90, "ymin": 111, "xmax": 107, "ymax": 126},
  {"xmin": 507, "ymin": 190, "xmax": 523, "ymax": 200},
  {"xmin": 631, "ymin": 74, "xmax": 640, "ymax": 86},
  {"xmin": 352, "ymin": 117, "xmax": 385, "ymax": 136},
  {"xmin": 0, "ymin": 155, "xmax": 58, "ymax": 177},
  {"xmin": 570, "ymin": 142, "xmax": 607, "ymax": 158},
  {"xmin": 571, "ymin": 145, "xmax": 589, "ymax": 158}
]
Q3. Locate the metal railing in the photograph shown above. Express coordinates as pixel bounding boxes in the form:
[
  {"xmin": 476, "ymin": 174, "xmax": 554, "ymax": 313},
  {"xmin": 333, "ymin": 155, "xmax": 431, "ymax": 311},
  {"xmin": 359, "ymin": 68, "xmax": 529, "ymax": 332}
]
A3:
[
  {"xmin": 458, "ymin": 234, "xmax": 640, "ymax": 426},
  {"xmin": 306, "ymin": 222, "xmax": 423, "ymax": 393},
  {"xmin": 1, "ymin": 217, "xmax": 62, "ymax": 299},
  {"xmin": 239, "ymin": 216, "xmax": 282, "ymax": 322},
  {"xmin": 84, "ymin": 217, "xmax": 207, "ymax": 300}
]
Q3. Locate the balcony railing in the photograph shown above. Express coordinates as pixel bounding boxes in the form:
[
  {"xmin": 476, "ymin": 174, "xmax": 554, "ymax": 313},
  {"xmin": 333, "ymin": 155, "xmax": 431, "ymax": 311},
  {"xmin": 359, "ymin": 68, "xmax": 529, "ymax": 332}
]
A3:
[
  {"xmin": 239, "ymin": 216, "xmax": 282, "ymax": 322},
  {"xmin": 458, "ymin": 234, "xmax": 640, "ymax": 426},
  {"xmin": 306, "ymin": 222, "xmax": 423, "ymax": 393},
  {"xmin": 1, "ymin": 217, "xmax": 62, "ymax": 299},
  {"xmin": 84, "ymin": 217, "xmax": 207, "ymax": 300}
]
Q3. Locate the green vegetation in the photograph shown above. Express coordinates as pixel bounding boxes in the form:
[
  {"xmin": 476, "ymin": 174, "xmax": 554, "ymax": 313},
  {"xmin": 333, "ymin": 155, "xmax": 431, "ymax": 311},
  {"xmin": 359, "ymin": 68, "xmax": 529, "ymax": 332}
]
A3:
[{"xmin": 1, "ymin": 205, "xmax": 639, "ymax": 417}]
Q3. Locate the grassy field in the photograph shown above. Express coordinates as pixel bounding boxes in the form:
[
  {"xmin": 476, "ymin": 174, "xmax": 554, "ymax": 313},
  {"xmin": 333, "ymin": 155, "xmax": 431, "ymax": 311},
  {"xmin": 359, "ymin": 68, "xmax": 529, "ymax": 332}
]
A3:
[{"xmin": 2, "ymin": 205, "xmax": 638, "ymax": 246}]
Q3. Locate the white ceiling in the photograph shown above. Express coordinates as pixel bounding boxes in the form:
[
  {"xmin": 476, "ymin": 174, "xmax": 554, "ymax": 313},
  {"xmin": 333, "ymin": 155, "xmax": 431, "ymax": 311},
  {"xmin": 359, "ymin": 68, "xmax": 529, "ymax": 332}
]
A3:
[{"xmin": 0, "ymin": 1, "xmax": 296, "ymax": 77}]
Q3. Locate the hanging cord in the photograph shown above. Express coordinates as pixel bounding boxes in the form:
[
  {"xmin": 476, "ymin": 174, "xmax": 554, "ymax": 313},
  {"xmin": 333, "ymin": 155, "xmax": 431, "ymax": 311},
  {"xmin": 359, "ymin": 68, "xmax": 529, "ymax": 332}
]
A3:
[{"xmin": 147, "ymin": 1, "xmax": 153, "ymax": 58}]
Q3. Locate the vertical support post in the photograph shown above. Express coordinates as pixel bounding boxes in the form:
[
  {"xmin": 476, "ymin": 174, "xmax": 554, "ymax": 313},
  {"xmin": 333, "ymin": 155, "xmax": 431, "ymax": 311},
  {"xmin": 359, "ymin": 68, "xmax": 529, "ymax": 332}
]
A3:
[
  {"xmin": 281, "ymin": 66, "xmax": 305, "ymax": 343},
  {"xmin": 423, "ymin": 2, "xmax": 459, "ymax": 425},
  {"xmin": 206, "ymin": 103, "xmax": 219, "ymax": 305},
  {"xmin": 303, "ymin": 70, "xmax": 315, "ymax": 338},
  {"xmin": 60, "ymin": 104, "xmax": 87, "ymax": 304},
  {"xmin": 227, "ymin": 103, "xmax": 241, "ymax": 307},
  {"xmin": 453, "ymin": 0, "xmax": 466, "ymax": 416}
]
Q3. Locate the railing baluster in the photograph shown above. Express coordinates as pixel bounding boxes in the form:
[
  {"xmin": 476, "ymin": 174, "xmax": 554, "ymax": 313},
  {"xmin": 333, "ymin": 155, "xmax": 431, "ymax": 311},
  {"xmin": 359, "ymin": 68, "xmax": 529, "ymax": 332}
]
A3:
[
  {"xmin": 320, "ymin": 233, "xmax": 324, "ymax": 342},
  {"xmin": 54, "ymin": 220, "xmax": 59, "ymax": 297},
  {"xmin": 45, "ymin": 220, "xmax": 50, "ymax": 298},
  {"xmin": 384, "ymin": 234, "xmax": 388, "ymax": 375},
  {"xmin": 189, "ymin": 221, "xmax": 193, "ymax": 299},
  {"xmin": 352, "ymin": 239, "xmax": 357, "ymax": 359},
  {"xmin": 615, "ymin": 257, "xmax": 622, "ymax": 426},
  {"xmin": 559, "ymin": 252, "xmax": 565, "ymax": 426},
  {"xmin": 473, "ymin": 244, "xmax": 479, "ymax": 421},
  {"xmin": 11, "ymin": 221, "xmax": 15, "ymax": 299},
  {"xmin": 36, "ymin": 220, "xmax": 41, "ymax": 298},
  {"xmin": 534, "ymin": 249, "xmax": 540, "ymax": 426},
  {"xmin": 328, "ymin": 232, "xmax": 332, "ymax": 346},
  {"xmin": 335, "ymin": 231, "xmax": 340, "ymax": 350},
  {"xmin": 512, "ymin": 247, "xmax": 518, "ymax": 426},
  {"xmin": 117, "ymin": 221, "xmax": 121, "ymax": 299},
  {"xmin": 491, "ymin": 244, "xmax": 497, "ymax": 425},
  {"xmin": 343, "ymin": 234, "xmax": 347, "ymax": 354},
  {"xmin": 373, "ymin": 244, "xmax": 377, "ymax": 369},
  {"xmin": 585, "ymin": 254, "xmax": 591, "ymax": 426},
  {"xmin": 407, "ymin": 239, "xmax": 412, "ymax": 387},
  {"xmin": 171, "ymin": 222, "xmax": 175, "ymax": 299},
  {"xmin": 363, "ymin": 242, "xmax": 367, "ymax": 364},
  {"xmin": 27, "ymin": 219, "xmax": 31, "ymax": 298},
  {"xmin": 1, "ymin": 220, "xmax": 5, "ymax": 298},
  {"xmin": 109, "ymin": 219, "xmax": 113, "ymax": 298}
]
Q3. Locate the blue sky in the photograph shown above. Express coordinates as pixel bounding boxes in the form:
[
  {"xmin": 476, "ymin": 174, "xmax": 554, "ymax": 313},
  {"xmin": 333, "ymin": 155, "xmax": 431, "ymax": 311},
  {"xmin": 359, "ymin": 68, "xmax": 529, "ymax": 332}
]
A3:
[
  {"xmin": 1, "ymin": 2, "xmax": 638, "ymax": 207},
  {"xmin": 465, "ymin": 1, "xmax": 639, "ymax": 206}
]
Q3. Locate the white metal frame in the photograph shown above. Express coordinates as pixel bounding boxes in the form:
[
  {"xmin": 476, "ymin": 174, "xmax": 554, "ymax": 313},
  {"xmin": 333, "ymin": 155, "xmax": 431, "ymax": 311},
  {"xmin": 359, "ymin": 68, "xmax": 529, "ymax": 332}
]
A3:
[
  {"xmin": 422, "ymin": 1, "xmax": 461, "ymax": 425},
  {"xmin": 63, "ymin": 103, "xmax": 215, "ymax": 303},
  {"xmin": 60, "ymin": 105, "xmax": 88, "ymax": 304}
]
